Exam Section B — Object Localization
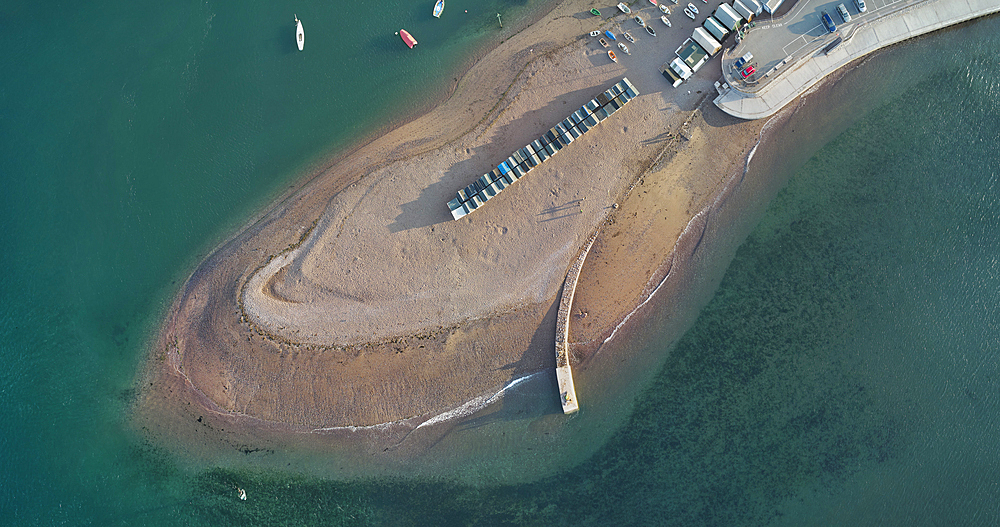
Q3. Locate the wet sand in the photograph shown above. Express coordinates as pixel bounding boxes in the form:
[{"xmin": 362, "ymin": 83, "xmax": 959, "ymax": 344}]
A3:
[{"xmin": 134, "ymin": 0, "xmax": 772, "ymax": 460}]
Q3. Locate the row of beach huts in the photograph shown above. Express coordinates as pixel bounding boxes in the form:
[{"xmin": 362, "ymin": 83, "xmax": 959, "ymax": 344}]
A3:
[
  {"xmin": 447, "ymin": 77, "xmax": 639, "ymax": 220},
  {"xmin": 661, "ymin": 0, "xmax": 771, "ymax": 86}
]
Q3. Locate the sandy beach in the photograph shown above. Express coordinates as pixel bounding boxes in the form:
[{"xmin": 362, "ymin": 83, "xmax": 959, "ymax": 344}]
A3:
[{"xmin": 135, "ymin": 0, "xmax": 774, "ymax": 460}]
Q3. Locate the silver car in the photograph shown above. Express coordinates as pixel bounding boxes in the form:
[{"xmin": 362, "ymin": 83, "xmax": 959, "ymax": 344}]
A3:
[
  {"xmin": 855, "ymin": 0, "xmax": 867, "ymax": 12},
  {"xmin": 837, "ymin": 3, "xmax": 852, "ymax": 22}
]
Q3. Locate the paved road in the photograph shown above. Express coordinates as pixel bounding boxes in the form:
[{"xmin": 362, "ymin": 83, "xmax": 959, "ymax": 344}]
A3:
[{"xmin": 724, "ymin": 0, "xmax": 922, "ymax": 89}]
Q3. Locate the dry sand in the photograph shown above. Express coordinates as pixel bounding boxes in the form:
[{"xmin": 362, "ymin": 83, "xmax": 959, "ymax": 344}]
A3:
[{"xmin": 135, "ymin": 0, "xmax": 773, "ymax": 456}]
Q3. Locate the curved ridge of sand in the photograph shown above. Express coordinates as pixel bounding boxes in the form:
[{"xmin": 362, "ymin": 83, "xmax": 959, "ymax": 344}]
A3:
[{"xmin": 136, "ymin": 0, "xmax": 766, "ymax": 459}]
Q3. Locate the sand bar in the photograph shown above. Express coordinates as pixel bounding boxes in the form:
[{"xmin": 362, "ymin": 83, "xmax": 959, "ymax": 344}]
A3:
[{"xmin": 135, "ymin": 0, "xmax": 996, "ymax": 463}]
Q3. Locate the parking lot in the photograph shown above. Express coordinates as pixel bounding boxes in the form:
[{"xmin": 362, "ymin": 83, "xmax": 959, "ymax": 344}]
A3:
[{"xmin": 726, "ymin": 0, "xmax": 928, "ymax": 88}]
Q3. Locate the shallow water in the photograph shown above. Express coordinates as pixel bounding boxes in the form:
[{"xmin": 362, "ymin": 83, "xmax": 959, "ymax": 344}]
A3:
[{"xmin": 2, "ymin": 0, "xmax": 999, "ymax": 524}]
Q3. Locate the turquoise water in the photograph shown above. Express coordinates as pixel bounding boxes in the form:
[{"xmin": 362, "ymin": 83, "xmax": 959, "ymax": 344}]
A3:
[{"xmin": 3, "ymin": 0, "xmax": 1000, "ymax": 524}]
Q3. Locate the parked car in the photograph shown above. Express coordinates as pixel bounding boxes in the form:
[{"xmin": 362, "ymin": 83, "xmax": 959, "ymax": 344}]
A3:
[
  {"xmin": 740, "ymin": 65, "xmax": 755, "ymax": 79},
  {"xmin": 855, "ymin": 0, "xmax": 867, "ymax": 13},
  {"xmin": 837, "ymin": 3, "xmax": 852, "ymax": 23},
  {"xmin": 821, "ymin": 11, "xmax": 837, "ymax": 33}
]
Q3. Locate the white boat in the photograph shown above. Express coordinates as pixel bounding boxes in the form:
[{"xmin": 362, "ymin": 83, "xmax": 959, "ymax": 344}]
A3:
[
  {"xmin": 617, "ymin": 2, "xmax": 631, "ymax": 14},
  {"xmin": 684, "ymin": 7, "xmax": 695, "ymax": 19},
  {"xmin": 608, "ymin": 50, "xmax": 618, "ymax": 62},
  {"xmin": 688, "ymin": 2, "xmax": 699, "ymax": 15},
  {"xmin": 618, "ymin": 41, "xmax": 630, "ymax": 54},
  {"xmin": 659, "ymin": 4, "xmax": 670, "ymax": 13},
  {"xmin": 433, "ymin": 0, "xmax": 445, "ymax": 18},
  {"xmin": 599, "ymin": 37, "xmax": 610, "ymax": 47},
  {"xmin": 623, "ymin": 31, "xmax": 635, "ymax": 43},
  {"xmin": 590, "ymin": 30, "xmax": 601, "ymax": 37},
  {"xmin": 670, "ymin": 0, "xmax": 678, "ymax": 4},
  {"xmin": 634, "ymin": 15, "xmax": 645, "ymax": 27},
  {"xmin": 294, "ymin": 15, "xmax": 304, "ymax": 51},
  {"xmin": 661, "ymin": 15, "xmax": 672, "ymax": 26}
]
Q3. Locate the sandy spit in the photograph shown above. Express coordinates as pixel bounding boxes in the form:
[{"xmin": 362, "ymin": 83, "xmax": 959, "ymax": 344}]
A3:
[{"xmin": 134, "ymin": 0, "xmax": 772, "ymax": 459}]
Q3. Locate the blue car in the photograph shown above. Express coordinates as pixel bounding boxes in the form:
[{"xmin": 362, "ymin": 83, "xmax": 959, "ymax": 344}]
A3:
[{"xmin": 821, "ymin": 11, "xmax": 837, "ymax": 33}]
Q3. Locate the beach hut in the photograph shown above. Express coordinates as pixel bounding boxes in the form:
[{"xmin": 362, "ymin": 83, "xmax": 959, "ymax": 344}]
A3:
[
  {"xmin": 743, "ymin": 0, "xmax": 764, "ymax": 15},
  {"xmin": 703, "ymin": 17, "xmax": 730, "ymax": 42},
  {"xmin": 676, "ymin": 38, "xmax": 710, "ymax": 72},
  {"xmin": 692, "ymin": 28, "xmax": 722, "ymax": 56},
  {"xmin": 732, "ymin": 0, "xmax": 755, "ymax": 22},
  {"xmin": 714, "ymin": 4, "xmax": 744, "ymax": 31}
]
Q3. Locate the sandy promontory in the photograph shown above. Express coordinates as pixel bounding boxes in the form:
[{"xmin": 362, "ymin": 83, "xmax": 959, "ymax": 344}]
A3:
[{"xmin": 136, "ymin": 0, "xmax": 771, "ymax": 457}]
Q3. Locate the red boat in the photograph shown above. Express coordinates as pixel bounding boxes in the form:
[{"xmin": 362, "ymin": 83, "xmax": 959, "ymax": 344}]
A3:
[{"xmin": 399, "ymin": 29, "xmax": 417, "ymax": 48}]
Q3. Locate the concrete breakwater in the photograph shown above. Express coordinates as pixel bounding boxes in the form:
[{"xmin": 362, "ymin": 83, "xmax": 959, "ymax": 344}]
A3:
[
  {"xmin": 716, "ymin": 0, "xmax": 1000, "ymax": 119},
  {"xmin": 554, "ymin": 233, "xmax": 598, "ymax": 414}
]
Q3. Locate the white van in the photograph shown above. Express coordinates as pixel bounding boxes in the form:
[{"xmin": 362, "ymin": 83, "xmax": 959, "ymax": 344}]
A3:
[{"xmin": 837, "ymin": 3, "xmax": 851, "ymax": 23}]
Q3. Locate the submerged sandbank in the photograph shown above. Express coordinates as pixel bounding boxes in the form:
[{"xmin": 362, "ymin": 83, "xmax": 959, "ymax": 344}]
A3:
[{"xmin": 132, "ymin": 0, "xmax": 958, "ymax": 479}]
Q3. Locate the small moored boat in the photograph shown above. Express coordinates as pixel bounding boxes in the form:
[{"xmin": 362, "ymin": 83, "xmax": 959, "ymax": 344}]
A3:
[
  {"xmin": 684, "ymin": 7, "xmax": 695, "ymax": 19},
  {"xmin": 618, "ymin": 42, "xmax": 630, "ymax": 54},
  {"xmin": 688, "ymin": 2, "xmax": 699, "ymax": 14},
  {"xmin": 591, "ymin": 8, "xmax": 602, "ymax": 16},
  {"xmin": 294, "ymin": 15, "xmax": 304, "ymax": 51},
  {"xmin": 623, "ymin": 31, "xmax": 635, "ymax": 43},
  {"xmin": 670, "ymin": 0, "xmax": 678, "ymax": 4},
  {"xmin": 617, "ymin": 2, "xmax": 631, "ymax": 14},
  {"xmin": 590, "ymin": 30, "xmax": 601, "ymax": 37},
  {"xmin": 645, "ymin": 25, "xmax": 657, "ymax": 36},
  {"xmin": 649, "ymin": 0, "xmax": 658, "ymax": 4},
  {"xmin": 433, "ymin": 0, "xmax": 445, "ymax": 18},
  {"xmin": 661, "ymin": 15, "xmax": 671, "ymax": 26},
  {"xmin": 604, "ymin": 30, "xmax": 617, "ymax": 41},
  {"xmin": 659, "ymin": 4, "xmax": 670, "ymax": 14},
  {"xmin": 634, "ymin": 15, "xmax": 645, "ymax": 27},
  {"xmin": 608, "ymin": 50, "xmax": 617, "ymax": 62},
  {"xmin": 599, "ymin": 37, "xmax": 610, "ymax": 47},
  {"xmin": 399, "ymin": 29, "xmax": 418, "ymax": 48}
]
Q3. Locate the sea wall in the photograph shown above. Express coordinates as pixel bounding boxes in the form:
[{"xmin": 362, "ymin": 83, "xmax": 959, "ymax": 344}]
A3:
[{"xmin": 716, "ymin": 0, "xmax": 1000, "ymax": 119}]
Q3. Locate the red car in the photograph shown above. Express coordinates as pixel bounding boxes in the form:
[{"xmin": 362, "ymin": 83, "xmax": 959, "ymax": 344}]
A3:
[{"xmin": 740, "ymin": 65, "xmax": 755, "ymax": 79}]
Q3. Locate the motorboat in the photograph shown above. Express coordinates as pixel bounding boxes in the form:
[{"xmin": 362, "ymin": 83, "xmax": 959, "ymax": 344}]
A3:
[
  {"xmin": 684, "ymin": 7, "xmax": 695, "ymax": 19},
  {"xmin": 634, "ymin": 15, "xmax": 645, "ymax": 27},
  {"xmin": 399, "ymin": 29, "xmax": 418, "ymax": 48},
  {"xmin": 623, "ymin": 31, "xmax": 635, "ymax": 43},
  {"xmin": 649, "ymin": 0, "xmax": 658, "ymax": 4},
  {"xmin": 591, "ymin": 8, "xmax": 602, "ymax": 16},
  {"xmin": 645, "ymin": 25, "xmax": 656, "ymax": 36},
  {"xmin": 618, "ymin": 41, "xmax": 630, "ymax": 54},
  {"xmin": 688, "ymin": 2, "xmax": 699, "ymax": 14},
  {"xmin": 433, "ymin": 0, "xmax": 445, "ymax": 18},
  {"xmin": 617, "ymin": 2, "xmax": 631, "ymax": 14},
  {"xmin": 608, "ymin": 50, "xmax": 618, "ymax": 62},
  {"xmin": 659, "ymin": 4, "xmax": 671, "ymax": 14},
  {"xmin": 604, "ymin": 30, "xmax": 617, "ymax": 41},
  {"xmin": 590, "ymin": 30, "xmax": 601, "ymax": 37},
  {"xmin": 661, "ymin": 15, "xmax": 671, "ymax": 27},
  {"xmin": 294, "ymin": 15, "xmax": 304, "ymax": 51}
]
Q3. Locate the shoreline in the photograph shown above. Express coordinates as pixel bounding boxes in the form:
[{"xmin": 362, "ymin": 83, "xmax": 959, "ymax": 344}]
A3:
[
  {"xmin": 132, "ymin": 0, "xmax": 986, "ymax": 477},
  {"xmin": 716, "ymin": 0, "xmax": 1000, "ymax": 119}
]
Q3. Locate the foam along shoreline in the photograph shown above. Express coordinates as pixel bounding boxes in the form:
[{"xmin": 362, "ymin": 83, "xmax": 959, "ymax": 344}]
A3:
[{"xmin": 716, "ymin": 0, "xmax": 1000, "ymax": 119}]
